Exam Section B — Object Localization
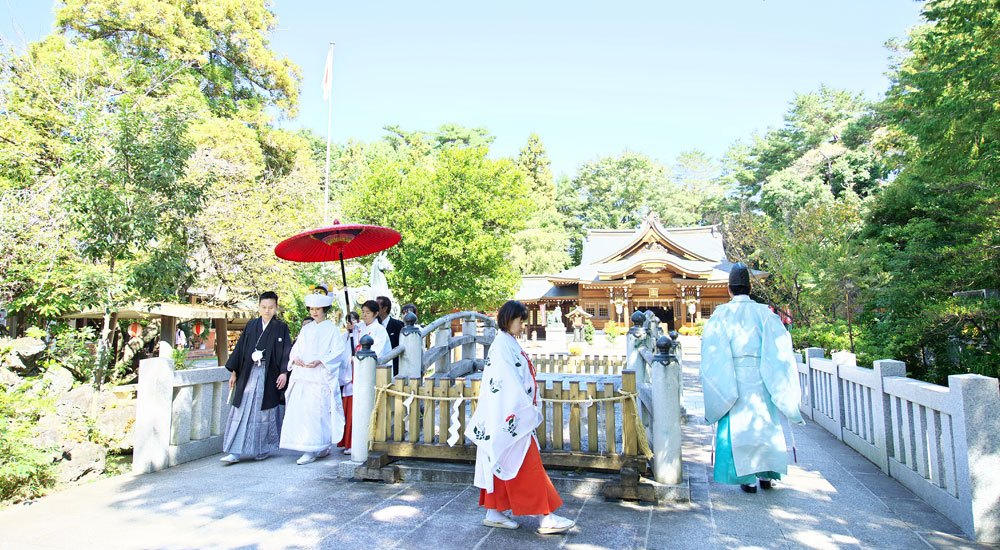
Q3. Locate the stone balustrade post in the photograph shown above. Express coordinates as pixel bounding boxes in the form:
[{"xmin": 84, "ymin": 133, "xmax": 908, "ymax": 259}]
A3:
[
  {"xmin": 482, "ymin": 324, "xmax": 497, "ymax": 360},
  {"xmin": 351, "ymin": 335, "xmax": 377, "ymax": 463},
  {"xmin": 803, "ymin": 347, "xmax": 825, "ymax": 420},
  {"xmin": 627, "ymin": 311, "xmax": 648, "ymax": 383},
  {"xmin": 133, "ymin": 356, "xmax": 175, "ymax": 474},
  {"xmin": 872, "ymin": 359, "xmax": 906, "ymax": 473},
  {"xmin": 830, "ymin": 351, "xmax": 854, "ymax": 438},
  {"xmin": 651, "ymin": 334, "xmax": 683, "ymax": 485},
  {"xmin": 435, "ymin": 325, "xmax": 452, "ymax": 376},
  {"xmin": 461, "ymin": 318, "xmax": 477, "ymax": 363},
  {"xmin": 399, "ymin": 313, "xmax": 422, "ymax": 378},
  {"xmin": 949, "ymin": 374, "xmax": 1000, "ymax": 543}
]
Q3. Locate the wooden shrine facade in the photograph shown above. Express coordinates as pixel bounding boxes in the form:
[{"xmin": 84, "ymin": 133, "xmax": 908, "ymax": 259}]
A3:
[{"xmin": 516, "ymin": 213, "xmax": 739, "ymax": 334}]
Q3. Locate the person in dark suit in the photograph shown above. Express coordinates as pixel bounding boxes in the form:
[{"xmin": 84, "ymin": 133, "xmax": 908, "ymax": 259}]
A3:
[
  {"xmin": 220, "ymin": 291, "xmax": 292, "ymax": 464},
  {"xmin": 376, "ymin": 296, "xmax": 404, "ymax": 375}
]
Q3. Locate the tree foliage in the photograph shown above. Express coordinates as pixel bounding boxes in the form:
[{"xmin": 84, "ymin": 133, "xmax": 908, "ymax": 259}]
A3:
[
  {"xmin": 862, "ymin": 0, "xmax": 1000, "ymax": 379},
  {"xmin": 346, "ymin": 146, "xmax": 533, "ymax": 318},
  {"xmin": 510, "ymin": 134, "xmax": 571, "ymax": 274},
  {"xmin": 55, "ymin": 0, "xmax": 301, "ymax": 117}
]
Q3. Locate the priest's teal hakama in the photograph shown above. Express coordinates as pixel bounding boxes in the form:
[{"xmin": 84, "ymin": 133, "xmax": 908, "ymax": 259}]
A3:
[{"xmin": 699, "ymin": 295, "xmax": 805, "ymax": 485}]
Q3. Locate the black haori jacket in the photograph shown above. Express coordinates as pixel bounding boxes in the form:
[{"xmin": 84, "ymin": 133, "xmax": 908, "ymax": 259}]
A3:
[{"xmin": 225, "ymin": 317, "xmax": 291, "ymax": 410}]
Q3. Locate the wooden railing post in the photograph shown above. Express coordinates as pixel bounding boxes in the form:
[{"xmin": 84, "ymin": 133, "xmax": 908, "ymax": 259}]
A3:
[
  {"xmin": 651, "ymin": 334, "xmax": 683, "ymax": 485},
  {"xmin": 213, "ymin": 318, "xmax": 229, "ymax": 365},
  {"xmin": 399, "ymin": 312, "xmax": 423, "ymax": 378},
  {"xmin": 352, "ymin": 335, "xmax": 377, "ymax": 463},
  {"xmin": 374, "ymin": 366, "xmax": 392, "ymax": 443},
  {"xmin": 622, "ymin": 370, "xmax": 638, "ymax": 456}
]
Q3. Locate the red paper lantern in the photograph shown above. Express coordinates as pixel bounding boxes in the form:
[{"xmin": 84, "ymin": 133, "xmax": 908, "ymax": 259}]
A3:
[
  {"xmin": 192, "ymin": 321, "xmax": 205, "ymax": 337},
  {"xmin": 128, "ymin": 322, "xmax": 141, "ymax": 338}
]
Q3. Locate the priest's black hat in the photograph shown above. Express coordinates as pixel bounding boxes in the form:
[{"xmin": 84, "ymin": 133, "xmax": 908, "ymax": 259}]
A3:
[{"xmin": 729, "ymin": 263, "xmax": 751, "ymax": 289}]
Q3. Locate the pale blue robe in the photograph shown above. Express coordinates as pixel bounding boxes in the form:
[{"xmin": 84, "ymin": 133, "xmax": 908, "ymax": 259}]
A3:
[{"xmin": 700, "ymin": 295, "xmax": 804, "ymax": 483}]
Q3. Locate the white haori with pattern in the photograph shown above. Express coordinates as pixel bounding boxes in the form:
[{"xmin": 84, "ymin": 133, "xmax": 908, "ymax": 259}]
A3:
[
  {"xmin": 466, "ymin": 331, "xmax": 542, "ymax": 493},
  {"xmin": 700, "ymin": 294, "xmax": 805, "ymax": 477},
  {"xmin": 341, "ymin": 327, "xmax": 360, "ymax": 396},
  {"xmin": 279, "ymin": 319, "xmax": 347, "ymax": 452}
]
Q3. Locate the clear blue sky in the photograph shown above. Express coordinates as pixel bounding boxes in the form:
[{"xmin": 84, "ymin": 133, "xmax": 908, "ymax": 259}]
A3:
[{"xmin": 2, "ymin": 1, "xmax": 924, "ymax": 177}]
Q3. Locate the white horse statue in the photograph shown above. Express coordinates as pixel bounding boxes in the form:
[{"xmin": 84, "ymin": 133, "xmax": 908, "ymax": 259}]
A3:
[{"xmin": 333, "ymin": 253, "xmax": 401, "ymax": 320}]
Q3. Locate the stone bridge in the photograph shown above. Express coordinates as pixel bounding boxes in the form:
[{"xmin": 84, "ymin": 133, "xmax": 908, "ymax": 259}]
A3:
[{"xmin": 2, "ymin": 332, "xmax": 997, "ymax": 550}]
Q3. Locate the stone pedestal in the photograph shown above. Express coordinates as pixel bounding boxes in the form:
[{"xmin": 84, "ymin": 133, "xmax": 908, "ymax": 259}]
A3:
[{"xmin": 546, "ymin": 327, "xmax": 567, "ymax": 348}]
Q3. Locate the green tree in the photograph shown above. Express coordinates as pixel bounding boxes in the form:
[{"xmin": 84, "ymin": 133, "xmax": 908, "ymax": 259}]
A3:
[
  {"xmin": 718, "ymin": 86, "xmax": 888, "ymax": 221},
  {"xmin": 61, "ymin": 97, "xmax": 200, "ymax": 386},
  {"xmin": 346, "ymin": 147, "xmax": 533, "ymax": 318},
  {"xmin": 510, "ymin": 134, "xmax": 570, "ymax": 274},
  {"xmin": 558, "ymin": 152, "xmax": 700, "ymax": 264},
  {"xmin": 55, "ymin": 0, "xmax": 301, "ymax": 117},
  {"xmin": 863, "ymin": 0, "xmax": 1000, "ymax": 379}
]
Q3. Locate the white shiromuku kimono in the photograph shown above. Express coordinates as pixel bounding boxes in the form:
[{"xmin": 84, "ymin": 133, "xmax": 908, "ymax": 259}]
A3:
[
  {"xmin": 279, "ymin": 319, "xmax": 347, "ymax": 453},
  {"xmin": 700, "ymin": 294, "xmax": 805, "ymax": 481},
  {"xmin": 340, "ymin": 328, "xmax": 359, "ymax": 397},
  {"xmin": 466, "ymin": 331, "xmax": 543, "ymax": 493},
  {"xmin": 358, "ymin": 319, "xmax": 391, "ymax": 367}
]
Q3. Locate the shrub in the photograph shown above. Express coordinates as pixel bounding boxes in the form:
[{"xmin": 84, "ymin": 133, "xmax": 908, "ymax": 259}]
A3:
[
  {"xmin": 604, "ymin": 320, "xmax": 621, "ymax": 345},
  {"xmin": 171, "ymin": 347, "xmax": 190, "ymax": 370},
  {"xmin": 43, "ymin": 325, "xmax": 98, "ymax": 382},
  {"xmin": 583, "ymin": 320, "xmax": 595, "ymax": 345},
  {"xmin": 0, "ymin": 381, "xmax": 56, "ymax": 503},
  {"xmin": 791, "ymin": 320, "xmax": 876, "ymax": 367},
  {"xmin": 677, "ymin": 320, "xmax": 706, "ymax": 337}
]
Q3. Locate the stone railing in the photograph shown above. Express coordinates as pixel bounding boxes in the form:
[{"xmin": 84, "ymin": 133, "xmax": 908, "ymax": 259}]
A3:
[
  {"xmin": 796, "ymin": 348, "xmax": 1000, "ymax": 543},
  {"xmin": 624, "ymin": 310, "xmax": 685, "ymax": 486},
  {"xmin": 381, "ymin": 311, "xmax": 497, "ymax": 379},
  {"xmin": 133, "ymin": 357, "xmax": 231, "ymax": 474}
]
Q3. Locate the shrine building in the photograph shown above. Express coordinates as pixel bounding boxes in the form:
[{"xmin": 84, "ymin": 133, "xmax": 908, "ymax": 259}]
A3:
[{"xmin": 515, "ymin": 213, "xmax": 742, "ymax": 337}]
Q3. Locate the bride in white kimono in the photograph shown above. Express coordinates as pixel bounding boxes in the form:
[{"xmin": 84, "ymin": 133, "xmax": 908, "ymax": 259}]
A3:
[
  {"xmin": 700, "ymin": 263, "xmax": 804, "ymax": 492},
  {"xmin": 279, "ymin": 293, "xmax": 347, "ymax": 465}
]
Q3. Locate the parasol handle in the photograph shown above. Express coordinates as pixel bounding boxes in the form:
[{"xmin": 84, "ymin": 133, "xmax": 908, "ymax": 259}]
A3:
[{"xmin": 340, "ymin": 252, "xmax": 351, "ymax": 315}]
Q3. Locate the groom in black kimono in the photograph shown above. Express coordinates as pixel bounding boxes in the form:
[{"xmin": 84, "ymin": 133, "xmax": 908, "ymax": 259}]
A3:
[{"xmin": 220, "ymin": 291, "xmax": 292, "ymax": 464}]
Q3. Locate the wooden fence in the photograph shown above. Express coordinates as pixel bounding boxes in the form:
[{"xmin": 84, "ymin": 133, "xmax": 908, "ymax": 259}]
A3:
[
  {"xmin": 369, "ymin": 366, "xmax": 644, "ymax": 471},
  {"xmin": 527, "ymin": 353, "xmax": 626, "ymax": 375}
]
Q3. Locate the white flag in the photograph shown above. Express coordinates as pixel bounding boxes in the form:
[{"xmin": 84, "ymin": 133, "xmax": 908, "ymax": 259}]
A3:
[{"xmin": 321, "ymin": 46, "xmax": 334, "ymax": 101}]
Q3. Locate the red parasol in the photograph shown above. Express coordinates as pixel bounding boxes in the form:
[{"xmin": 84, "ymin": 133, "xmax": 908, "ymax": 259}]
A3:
[{"xmin": 274, "ymin": 220, "xmax": 401, "ymax": 313}]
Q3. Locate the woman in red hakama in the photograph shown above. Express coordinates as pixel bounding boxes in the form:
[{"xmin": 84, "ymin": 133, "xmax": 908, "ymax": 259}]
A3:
[{"xmin": 468, "ymin": 301, "xmax": 575, "ymax": 535}]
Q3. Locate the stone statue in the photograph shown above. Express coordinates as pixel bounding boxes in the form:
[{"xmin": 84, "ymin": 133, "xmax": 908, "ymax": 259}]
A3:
[{"xmin": 546, "ymin": 305, "xmax": 564, "ymax": 328}]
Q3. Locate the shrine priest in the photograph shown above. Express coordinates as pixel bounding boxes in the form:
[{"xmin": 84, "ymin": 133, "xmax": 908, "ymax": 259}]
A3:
[
  {"xmin": 466, "ymin": 300, "xmax": 575, "ymax": 535},
  {"xmin": 220, "ymin": 291, "xmax": 292, "ymax": 464},
  {"xmin": 699, "ymin": 263, "xmax": 805, "ymax": 492},
  {"xmin": 279, "ymin": 292, "xmax": 347, "ymax": 464}
]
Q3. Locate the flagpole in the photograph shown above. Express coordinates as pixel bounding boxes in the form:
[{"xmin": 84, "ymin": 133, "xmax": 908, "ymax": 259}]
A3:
[{"xmin": 323, "ymin": 42, "xmax": 335, "ymax": 225}]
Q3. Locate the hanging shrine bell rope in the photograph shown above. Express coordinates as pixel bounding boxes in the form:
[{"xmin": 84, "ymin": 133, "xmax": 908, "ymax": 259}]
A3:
[{"xmin": 367, "ymin": 384, "xmax": 653, "ymax": 459}]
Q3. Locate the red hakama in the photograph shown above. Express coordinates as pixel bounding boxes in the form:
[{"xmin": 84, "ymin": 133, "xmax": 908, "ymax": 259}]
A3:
[
  {"xmin": 479, "ymin": 438, "xmax": 563, "ymax": 516},
  {"xmin": 338, "ymin": 394, "xmax": 353, "ymax": 449}
]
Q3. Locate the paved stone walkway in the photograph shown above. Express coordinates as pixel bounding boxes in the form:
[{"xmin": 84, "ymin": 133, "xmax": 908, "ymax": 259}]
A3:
[{"xmin": 2, "ymin": 345, "xmax": 994, "ymax": 550}]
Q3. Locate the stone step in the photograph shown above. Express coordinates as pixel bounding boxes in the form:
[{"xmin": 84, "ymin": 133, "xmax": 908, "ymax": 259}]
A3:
[{"xmin": 341, "ymin": 458, "xmax": 689, "ymax": 503}]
